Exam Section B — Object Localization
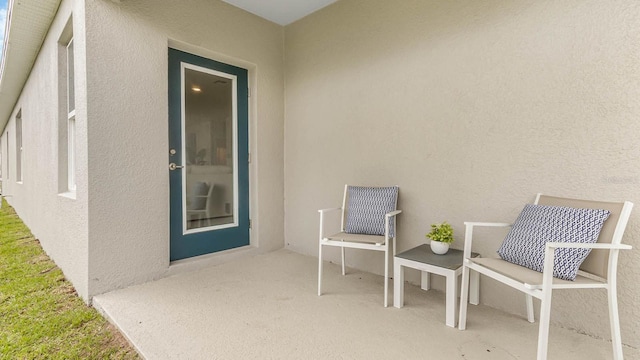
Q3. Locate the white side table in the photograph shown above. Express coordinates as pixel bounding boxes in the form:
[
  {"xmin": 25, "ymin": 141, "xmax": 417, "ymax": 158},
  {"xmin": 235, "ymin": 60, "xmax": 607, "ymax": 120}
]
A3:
[{"xmin": 394, "ymin": 244, "xmax": 479, "ymax": 327}]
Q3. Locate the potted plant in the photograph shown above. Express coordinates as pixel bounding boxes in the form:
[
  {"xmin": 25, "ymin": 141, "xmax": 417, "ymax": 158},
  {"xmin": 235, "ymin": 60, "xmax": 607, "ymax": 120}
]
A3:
[{"xmin": 426, "ymin": 222, "xmax": 454, "ymax": 255}]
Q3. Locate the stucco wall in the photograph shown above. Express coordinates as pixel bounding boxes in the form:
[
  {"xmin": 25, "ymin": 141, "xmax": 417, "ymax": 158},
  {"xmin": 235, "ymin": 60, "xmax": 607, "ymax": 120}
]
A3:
[
  {"xmin": 284, "ymin": 0, "xmax": 640, "ymax": 346},
  {"xmin": 0, "ymin": 0, "xmax": 90, "ymax": 299},
  {"xmin": 83, "ymin": 0, "xmax": 285, "ymax": 296}
]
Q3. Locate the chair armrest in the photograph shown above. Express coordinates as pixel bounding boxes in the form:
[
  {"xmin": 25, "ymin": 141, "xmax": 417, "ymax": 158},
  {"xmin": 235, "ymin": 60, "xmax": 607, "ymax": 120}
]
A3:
[
  {"xmin": 462, "ymin": 222, "xmax": 512, "ymax": 260},
  {"xmin": 546, "ymin": 242, "xmax": 632, "ymax": 250},
  {"xmin": 539, "ymin": 242, "xmax": 633, "ymax": 287},
  {"xmin": 318, "ymin": 207, "xmax": 342, "ymax": 240},
  {"xmin": 385, "ymin": 210, "xmax": 402, "ymax": 218},
  {"xmin": 318, "ymin": 207, "xmax": 341, "ymax": 214},
  {"xmin": 384, "ymin": 210, "xmax": 402, "ymax": 248}
]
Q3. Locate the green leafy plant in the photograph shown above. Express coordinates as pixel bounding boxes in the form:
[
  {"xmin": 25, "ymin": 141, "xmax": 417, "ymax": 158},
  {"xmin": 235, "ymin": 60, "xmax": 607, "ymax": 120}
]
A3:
[{"xmin": 426, "ymin": 222, "xmax": 454, "ymax": 244}]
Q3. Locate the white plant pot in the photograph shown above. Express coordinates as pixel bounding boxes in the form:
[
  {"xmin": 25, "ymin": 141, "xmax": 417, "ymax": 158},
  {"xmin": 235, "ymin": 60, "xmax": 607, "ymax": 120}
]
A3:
[{"xmin": 430, "ymin": 241, "xmax": 450, "ymax": 255}]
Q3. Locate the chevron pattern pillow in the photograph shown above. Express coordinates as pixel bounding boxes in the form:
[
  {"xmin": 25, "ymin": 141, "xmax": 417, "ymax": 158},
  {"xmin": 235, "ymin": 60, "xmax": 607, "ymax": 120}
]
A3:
[
  {"xmin": 497, "ymin": 204, "xmax": 611, "ymax": 281},
  {"xmin": 345, "ymin": 186, "xmax": 399, "ymax": 237}
]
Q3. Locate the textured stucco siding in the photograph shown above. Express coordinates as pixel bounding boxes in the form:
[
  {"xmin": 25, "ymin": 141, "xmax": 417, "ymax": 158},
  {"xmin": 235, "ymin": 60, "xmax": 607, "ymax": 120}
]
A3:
[
  {"xmin": 83, "ymin": 0, "xmax": 285, "ymax": 297},
  {"xmin": 0, "ymin": 0, "xmax": 90, "ymax": 299},
  {"xmin": 284, "ymin": 0, "xmax": 640, "ymax": 347}
]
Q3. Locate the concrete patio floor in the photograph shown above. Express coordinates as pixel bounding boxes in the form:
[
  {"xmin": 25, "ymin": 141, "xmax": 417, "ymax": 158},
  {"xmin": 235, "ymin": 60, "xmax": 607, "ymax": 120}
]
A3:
[{"xmin": 93, "ymin": 249, "xmax": 636, "ymax": 359}]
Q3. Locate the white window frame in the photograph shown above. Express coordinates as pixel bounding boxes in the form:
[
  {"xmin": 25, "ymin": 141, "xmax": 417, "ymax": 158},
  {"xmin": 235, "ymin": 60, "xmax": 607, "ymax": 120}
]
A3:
[
  {"xmin": 180, "ymin": 63, "xmax": 239, "ymax": 235},
  {"xmin": 6, "ymin": 131, "xmax": 9, "ymax": 180},
  {"xmin": 16, "ymin": 111, "xmax": 22, "ymax": 183},
  {"xmin": 67, "ymin": 38, "xmax": 76, "ymax": 192}
]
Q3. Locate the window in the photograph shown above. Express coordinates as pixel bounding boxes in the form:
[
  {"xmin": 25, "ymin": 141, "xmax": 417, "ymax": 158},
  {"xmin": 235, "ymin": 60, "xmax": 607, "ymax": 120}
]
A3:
[
  {"xmin": 58, "ymin": 16, "xmax": 75, "ymax": 196},
  {"xmin": 67, "ymin": 39, "xmax": 76, "ymax": 192},
  {"xmin": 16, "ymin": 110, "xmax": 22, "ymax": 182},
  {"xmin": 5, "ymin": 131, "xmax": 9, "ymax": 180}
]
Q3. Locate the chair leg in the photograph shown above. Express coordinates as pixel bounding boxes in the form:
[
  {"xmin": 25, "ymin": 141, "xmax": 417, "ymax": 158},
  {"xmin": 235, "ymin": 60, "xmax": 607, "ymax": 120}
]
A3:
[
  {"xmin": 384, "ymin": 245, "xmax": 389, "ymax": 307},
  {"xmin": 537, "ymin": 289, "xmax": 552, "ymax": 360},
  {"xmin": 458, "ymin": 264, "xmax": 471, "ymax": 330},
  {"xmin": 469, "ymin": 270, "xmax": 479, "ymax": 305},
  {"xmin": 608, "ymin": 286, "xmax": 624, "ymax": 360},
  {"xmin": 341, "ymin": 247, "xmax": 346, "ymax": 276},
  {"xmin": 526, "ymin": 295, "xmax": 535, "ymax": 323},
  {"xmin": 392, "ymin": 236, "xmax": 396, "ymax": 256},
  {"xmin": 318, "ymin": 243, "xmax": 323, "ymax": 296}
]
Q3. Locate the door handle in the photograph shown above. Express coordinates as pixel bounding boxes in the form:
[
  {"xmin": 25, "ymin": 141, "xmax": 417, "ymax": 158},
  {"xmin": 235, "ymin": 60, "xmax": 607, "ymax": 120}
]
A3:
[{"xmin": 169, "ymin": 163, "xmax": 184, "ymax": 171}]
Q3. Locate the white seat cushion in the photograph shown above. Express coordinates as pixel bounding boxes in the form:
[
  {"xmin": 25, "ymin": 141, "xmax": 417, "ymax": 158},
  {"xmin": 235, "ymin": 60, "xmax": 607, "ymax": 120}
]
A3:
[
  {"xmin": 326, "ymin": 232, "xmax": 385, "ymax": 245},
  {"xmin": 471, "ymin": 257, "xmax": 604, "ymax": 289}
]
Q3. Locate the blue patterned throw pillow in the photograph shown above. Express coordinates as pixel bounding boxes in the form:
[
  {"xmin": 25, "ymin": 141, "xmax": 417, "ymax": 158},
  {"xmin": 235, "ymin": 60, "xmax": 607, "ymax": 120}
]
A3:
[
  {"xmin": 497, "ymin": 204, "xmax": 610, "ymax": 281},
  {"xmin": 345, "ymin": 186, "xmax": 399, "ymax": 237}
]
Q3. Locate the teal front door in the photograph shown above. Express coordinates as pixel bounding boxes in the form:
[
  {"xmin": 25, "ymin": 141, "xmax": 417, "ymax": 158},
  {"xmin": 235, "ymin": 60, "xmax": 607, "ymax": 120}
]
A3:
[{"xmin": 168, "ymin": 48, "xmax": 250, "ymax": 261}]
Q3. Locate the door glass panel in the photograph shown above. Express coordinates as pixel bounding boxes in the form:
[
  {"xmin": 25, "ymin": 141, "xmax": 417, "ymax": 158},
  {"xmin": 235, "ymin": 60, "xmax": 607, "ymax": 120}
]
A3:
[{"xmin": 182, "ymin": 65, "xmax": 237, "ymax": 232}]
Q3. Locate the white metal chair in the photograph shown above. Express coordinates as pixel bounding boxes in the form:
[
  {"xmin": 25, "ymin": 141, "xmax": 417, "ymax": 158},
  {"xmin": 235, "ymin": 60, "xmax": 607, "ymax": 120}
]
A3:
[
  {"xmin": 458, "ymin": 194, "xmax": 633, "ymax": 360},
  {"xmin": 318, "ymin": 185, "xmax": 401, "ymax": 307},
  {"xmin": 187, "ymin": 182, "xmax": 214, "ymax": 227}
]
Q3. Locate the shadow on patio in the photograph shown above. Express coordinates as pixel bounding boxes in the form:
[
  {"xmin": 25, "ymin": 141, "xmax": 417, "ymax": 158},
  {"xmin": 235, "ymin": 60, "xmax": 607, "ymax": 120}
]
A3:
[{"xmin": 94, "ymin": 250, "xmax": 636, "ymax": 359}]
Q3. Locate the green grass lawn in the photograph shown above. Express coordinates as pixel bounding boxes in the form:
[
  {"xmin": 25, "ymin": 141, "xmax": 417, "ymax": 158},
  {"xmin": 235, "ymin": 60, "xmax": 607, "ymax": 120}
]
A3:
[{"xmin": 0, "ymin": 200, "xmax": 139, "ymax": 359}]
